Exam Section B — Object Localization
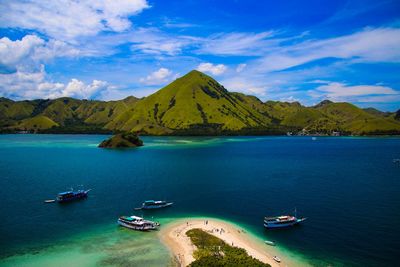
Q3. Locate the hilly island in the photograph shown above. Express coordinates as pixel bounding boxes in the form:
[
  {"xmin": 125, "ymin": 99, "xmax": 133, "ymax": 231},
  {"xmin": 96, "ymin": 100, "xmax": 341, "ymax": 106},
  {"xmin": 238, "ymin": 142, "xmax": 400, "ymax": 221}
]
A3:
[{"xmin": 1, "ymin": 70, "xmax": 399, "ymax": 136}]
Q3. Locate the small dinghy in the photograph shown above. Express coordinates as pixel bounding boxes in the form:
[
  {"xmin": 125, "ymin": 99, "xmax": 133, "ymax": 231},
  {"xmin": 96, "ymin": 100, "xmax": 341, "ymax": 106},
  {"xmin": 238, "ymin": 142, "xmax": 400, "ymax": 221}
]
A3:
[
  {"xmin": 44, "ymin": 199, "xmax": 55, "ymax": 203},
  {"xmin": 264, "ymin": 240, "xmax": 276, "ymax": 246},
  {"xmin": 273, "ymin": 256, "xmax": 281, "ymax": 263}
]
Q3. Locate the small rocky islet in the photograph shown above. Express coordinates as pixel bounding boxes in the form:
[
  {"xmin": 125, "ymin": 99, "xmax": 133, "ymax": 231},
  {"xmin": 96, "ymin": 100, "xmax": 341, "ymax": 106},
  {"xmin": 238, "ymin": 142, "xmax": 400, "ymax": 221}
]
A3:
[{"xmin": 98, "ymin": 133, "xmax": 143, "ymax": 148}]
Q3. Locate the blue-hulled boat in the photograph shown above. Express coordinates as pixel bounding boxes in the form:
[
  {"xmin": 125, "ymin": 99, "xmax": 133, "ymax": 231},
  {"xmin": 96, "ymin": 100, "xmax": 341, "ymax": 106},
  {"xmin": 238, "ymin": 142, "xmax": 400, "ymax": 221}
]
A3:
[{"xmin": 56, "ymin": 189, "xmax": 91, "ymax": 203}]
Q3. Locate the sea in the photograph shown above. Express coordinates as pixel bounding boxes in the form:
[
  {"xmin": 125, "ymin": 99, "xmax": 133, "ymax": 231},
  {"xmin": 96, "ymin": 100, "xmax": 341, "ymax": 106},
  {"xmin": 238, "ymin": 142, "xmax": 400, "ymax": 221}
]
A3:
[{"xmin": 0, "ymin": 134, "xmax": 399, "ymax": 267}]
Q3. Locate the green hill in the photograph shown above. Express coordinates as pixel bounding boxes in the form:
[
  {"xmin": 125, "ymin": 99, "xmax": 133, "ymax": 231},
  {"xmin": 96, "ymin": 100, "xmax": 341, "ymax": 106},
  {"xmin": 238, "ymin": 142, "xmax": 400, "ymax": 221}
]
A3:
[
  {"xmin": 15, "ymin": 115, "xmax": 59, "ymax": 132},
  {"xmin": 312, "ymin": 101, "xmax": 400, "ymax": 134},
  {"xmin": 105, "ymin": 70, "xmax": 271, "ymax": 135},
  {"xmin": 0, "ymin": 70, "xmax": 399, "ymax": 135}
]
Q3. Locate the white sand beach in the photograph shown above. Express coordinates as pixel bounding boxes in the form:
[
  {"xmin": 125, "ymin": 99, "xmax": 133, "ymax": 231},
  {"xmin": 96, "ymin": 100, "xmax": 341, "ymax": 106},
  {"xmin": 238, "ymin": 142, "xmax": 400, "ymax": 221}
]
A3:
[{"xmin": 159, "ymin": 218, "xmax": 305, "ymax": 267}]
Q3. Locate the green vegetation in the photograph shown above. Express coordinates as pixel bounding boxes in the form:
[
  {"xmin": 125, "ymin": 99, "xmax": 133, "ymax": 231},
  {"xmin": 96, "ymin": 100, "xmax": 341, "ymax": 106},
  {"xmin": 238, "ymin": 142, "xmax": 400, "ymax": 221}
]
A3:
[
  {"xmin": 1, "ymin": 70, "xmax": 399, "ymax": 135},
  {"xmin": 186, "ymin": 228, "xmax": 270, "ymax": 267},
  {"xmin": 98, "ymin": 132, "xmax": 143, "ymax": 148},
  {"xmin": 15, "ymin": 115, "xmax": 59, "ymax": 132}
]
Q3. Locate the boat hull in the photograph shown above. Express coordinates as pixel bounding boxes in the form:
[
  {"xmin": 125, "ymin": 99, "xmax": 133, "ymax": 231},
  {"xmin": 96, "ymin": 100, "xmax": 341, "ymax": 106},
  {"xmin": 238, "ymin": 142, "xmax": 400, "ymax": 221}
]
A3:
[
  {"xmin": 264, "ymin": 218, "xmax": 306, "ymax": 229},
  {"xmin": 117, "ymin": 220, "xmax": 158, "ymax": 231},
  {"xmin": 57, "ymin": 192, "xmax": 88, "ymax": 203},
  {"xmin": 141, "ymin": 202, "xmax": 173, "ymax": 210}
]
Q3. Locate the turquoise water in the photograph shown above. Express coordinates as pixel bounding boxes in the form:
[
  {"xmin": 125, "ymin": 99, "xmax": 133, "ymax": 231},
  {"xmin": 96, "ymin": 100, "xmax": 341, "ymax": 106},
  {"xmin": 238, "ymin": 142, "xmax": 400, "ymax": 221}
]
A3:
[{"xmin": 0, "ymin": 135, "xmax": 399, "ymax": 266}]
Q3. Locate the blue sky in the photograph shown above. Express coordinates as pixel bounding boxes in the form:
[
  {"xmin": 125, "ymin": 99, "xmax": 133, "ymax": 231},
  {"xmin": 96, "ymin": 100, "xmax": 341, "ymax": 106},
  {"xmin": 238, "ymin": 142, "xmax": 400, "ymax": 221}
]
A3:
[{"xmin": 0, "ymin": 0, "xmax": 400, "ymax": 111}]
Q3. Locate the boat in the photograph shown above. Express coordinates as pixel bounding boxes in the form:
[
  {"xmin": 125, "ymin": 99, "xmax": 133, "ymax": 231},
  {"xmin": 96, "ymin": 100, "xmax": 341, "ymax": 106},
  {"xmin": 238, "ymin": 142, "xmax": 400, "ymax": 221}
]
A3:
[
  {"xmin": 273, "ymin": 256, "xmax": 281, "ymax": 263},
  {"xmin": 264, "ymin": 209, "xmax": 306, "ymax": 229},
  {"xmin": 264, "ymin": 240, "xmax": 276, "ymax": 246},
  {"xmin": 56, "ymin": 188, "xmax": 91, "ymax": 203},
  {"xmin": 44, "ymin": 199, "xmax": 55, "ymax": 203},
  {"xmin": 117, "ymin": 215, "xmax": 160, "ymax": 231},
  {"xmin": 135, "ymin": 200, "xmax": 173, "ymax": 210}
]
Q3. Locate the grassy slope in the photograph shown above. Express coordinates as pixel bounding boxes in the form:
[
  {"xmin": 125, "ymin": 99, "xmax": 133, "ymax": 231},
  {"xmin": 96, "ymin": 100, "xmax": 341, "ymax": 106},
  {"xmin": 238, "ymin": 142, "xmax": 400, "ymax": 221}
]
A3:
[
  {"xmin": 0, "ymin": 97, "xmax": 138, "ymax": 132},
  {"xmin": 15, "ymin": 115, "xmax": 58, "ymax": 130},
  {"xmin": 1, "ymin": 71, "xmax": 399, "ymax": 135},
  {"xmin": 313, "ymin": 102, "xmax": 400, "ymax": 134},
  {"xmin": 105, "ymin": 70, "xmax": 271, "ymax": 134}
]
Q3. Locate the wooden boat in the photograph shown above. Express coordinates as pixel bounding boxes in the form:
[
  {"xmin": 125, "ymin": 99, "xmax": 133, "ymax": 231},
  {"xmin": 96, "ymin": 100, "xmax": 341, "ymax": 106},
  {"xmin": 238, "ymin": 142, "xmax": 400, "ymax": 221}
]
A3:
[{"xmin": 56, "ymin": 188, "xmax": 91, "ymax": 203}]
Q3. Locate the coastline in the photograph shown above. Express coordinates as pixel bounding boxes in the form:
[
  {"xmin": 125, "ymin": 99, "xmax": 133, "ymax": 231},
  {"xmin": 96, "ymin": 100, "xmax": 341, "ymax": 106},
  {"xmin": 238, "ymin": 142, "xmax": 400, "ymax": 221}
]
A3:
[{"xmin": 158, "ymin": 217, "xmax": 310, "ymax": 267}]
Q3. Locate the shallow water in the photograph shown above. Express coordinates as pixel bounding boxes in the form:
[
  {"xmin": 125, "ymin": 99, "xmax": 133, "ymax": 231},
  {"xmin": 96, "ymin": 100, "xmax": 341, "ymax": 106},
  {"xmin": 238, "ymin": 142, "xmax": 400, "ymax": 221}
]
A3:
[{"xmin": 0, "ymin": 135, "xmax": 399, "ymax": 266}]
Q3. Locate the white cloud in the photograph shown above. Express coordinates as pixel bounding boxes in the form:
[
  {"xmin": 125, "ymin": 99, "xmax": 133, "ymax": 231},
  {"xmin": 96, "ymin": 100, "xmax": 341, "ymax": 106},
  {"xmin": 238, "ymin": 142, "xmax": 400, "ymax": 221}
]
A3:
[
  {"xmin": 197, "ymin": 63, "xmax": 227, "ymax": 75},
  {"xmin": 308, "ymin": 81, "xmax": 400, "ymax": 103},
  {"xmin": 255, "ymin": 27, "xmax": 400, "ymax": 72},
  {"xmin": 61, "ymin": 79, "xmax": 110, "ymax": 99},
  {"xmin": 221, "ymin": 77, "xmax": 267, "ymax": 96},
  {"xmin": 196, "ymin": 31, "xmax": 276, "ymax": 56},
  {"xmin": 0, "ymin": 66, "xmax": 112, "ymax": 100},
  {"xmin": 129, "ymin": 28, "xmax": 196, "ymax": 56},
  {"xmin": 139, "ymin": 68, "xmax": 173, "ymax": 85},
  {"xmin": 0, "ymin": 0, "xmax": 150, "ymax": 41},
  {"xmin": 0, "ymin": 35, "xmax": 80, "ymax": 73},
  {"xmin": 236, "ymin": 64, "xmax": 247, "ymax": 73}
]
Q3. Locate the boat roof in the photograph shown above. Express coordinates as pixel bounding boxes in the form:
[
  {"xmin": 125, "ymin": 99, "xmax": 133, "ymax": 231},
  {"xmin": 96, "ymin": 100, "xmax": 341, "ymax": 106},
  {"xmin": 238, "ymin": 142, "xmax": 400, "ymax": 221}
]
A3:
[
  {"xmin": 265, "ymin": 215, "xmax": 295, "ymax": 220},
  {"xmin": 129, "ymin": 216, "xmax": 143, "ymax": 220},
  {"xmin": 58, "ymin": 191, "xmax": 73, "ymax": 195},
  {"xmin": 144, "ymin": 200, "xmax": 165, "ymax": 203}
]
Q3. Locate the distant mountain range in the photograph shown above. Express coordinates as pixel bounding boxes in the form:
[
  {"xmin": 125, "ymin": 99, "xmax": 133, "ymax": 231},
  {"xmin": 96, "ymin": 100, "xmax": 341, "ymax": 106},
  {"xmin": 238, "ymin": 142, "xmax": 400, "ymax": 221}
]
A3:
[{"xmin": 1, "ymin": 70, "xmax": 400, "ymax": 135}]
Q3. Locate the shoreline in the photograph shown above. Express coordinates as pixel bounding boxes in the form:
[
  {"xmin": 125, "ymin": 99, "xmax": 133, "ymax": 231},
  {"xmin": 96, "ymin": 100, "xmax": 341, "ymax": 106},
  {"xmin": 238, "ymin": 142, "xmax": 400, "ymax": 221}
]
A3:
[{"xmin": 158, "ymin": 217, "xmax": 309, "ymax": 267}]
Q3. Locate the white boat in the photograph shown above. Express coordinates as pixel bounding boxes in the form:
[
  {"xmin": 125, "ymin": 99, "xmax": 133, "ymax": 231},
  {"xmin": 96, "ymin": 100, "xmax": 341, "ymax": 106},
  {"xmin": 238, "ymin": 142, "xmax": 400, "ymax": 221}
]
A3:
[
  {"xmin": 117, "ymin": 215, "xmax": 160, "ymax": 231},
  {"xmin": 264, "ymin": 208, "xmax": 306, "ymax": 229},
  {"xmin": 135, "ymin": 200, "xmax": 173, "ymax": 210},
  {"xmin": 273, "ymin": 256, "xmax": 281, "ymax": 263},
  {"xmin": 264, "ymin": 240, "xmax": 276, "ymax": 246}
]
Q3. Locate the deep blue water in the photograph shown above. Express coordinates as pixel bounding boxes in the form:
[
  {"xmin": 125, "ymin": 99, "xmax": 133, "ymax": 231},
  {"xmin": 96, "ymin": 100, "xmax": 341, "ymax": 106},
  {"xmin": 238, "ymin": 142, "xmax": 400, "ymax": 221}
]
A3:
[{"xmin": 0, "ymin": 135, "xmax": 399, "ymax": 266}]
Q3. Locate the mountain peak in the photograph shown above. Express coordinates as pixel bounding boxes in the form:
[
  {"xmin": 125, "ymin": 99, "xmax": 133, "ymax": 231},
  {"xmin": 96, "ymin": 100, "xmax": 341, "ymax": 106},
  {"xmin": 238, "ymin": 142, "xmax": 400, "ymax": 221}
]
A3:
[
  {"xmin": 179, "ymin": 69, "xmax": 210, "ymax": 80},
  {"xmin": 314, "ymin": 99, "xmax": 333, "ymax": 108}
]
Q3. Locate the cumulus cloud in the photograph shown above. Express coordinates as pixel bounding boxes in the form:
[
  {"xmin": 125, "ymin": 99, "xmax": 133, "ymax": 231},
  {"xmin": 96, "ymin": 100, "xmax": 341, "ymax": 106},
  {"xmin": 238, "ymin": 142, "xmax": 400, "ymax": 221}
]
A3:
[
  {"xmin": 0, "ymin": 66, "xmax": 112, "ymax": 100},
  {"xmin": 197, "ymin": 63, "xmax": 227, "ymax": 75},
  {"xmin": 139, "ymin": 68, "xmax": 173, "ymax": 85},
  {"xmin": 0, "ymin": 35, "xmax": 80, "ymax": 73},
  {"xmin": 308, "ymin": 81, "xmax": 400, "ymax": 102},
  {"xmin": 0, "ymin": 0, "xmax": 150, "ymax": 41}
]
